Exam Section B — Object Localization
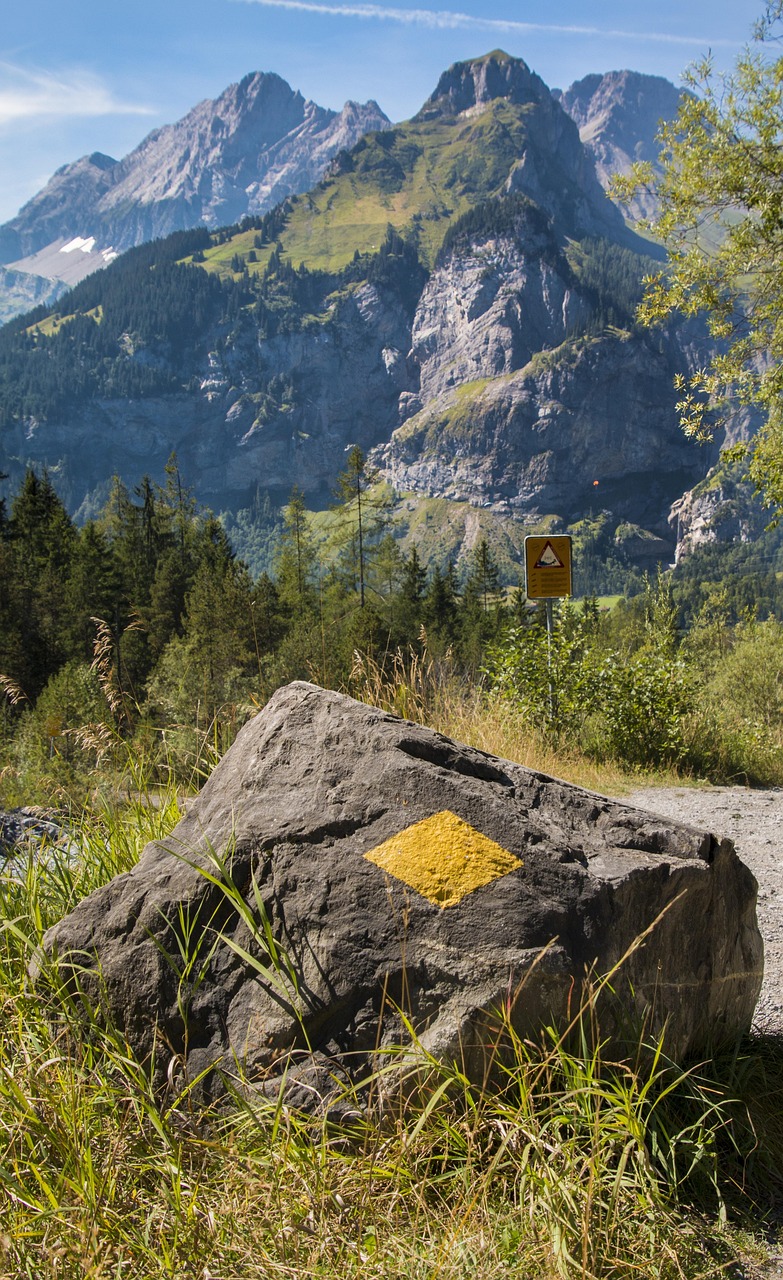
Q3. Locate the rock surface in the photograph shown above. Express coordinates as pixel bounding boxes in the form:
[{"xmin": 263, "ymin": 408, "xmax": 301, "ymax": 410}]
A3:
[
  {"xmin": 669, "ymin": 464, "xmax": 769, "ymax": 562},
  {"xmin": 379, "ymin": 322, "xmax": 712, "ymax": 528},
  {"xmin": 42, "ymin": 683, "xmax": 763, "ymax": 1107},
  {"xmin": 0, "ymin": 807, "xmax": 70, "ymax": 875},
  {"xmin": 556, "ymin": 70, "xmax": 685, "ymax": 220},
  {"xmin": 0, "ymin": 72, "xmax": 390, "ymax": 316},
  {"xmin": 615, "ymin": 786, "xmax": 783, "ymax": 1038}
]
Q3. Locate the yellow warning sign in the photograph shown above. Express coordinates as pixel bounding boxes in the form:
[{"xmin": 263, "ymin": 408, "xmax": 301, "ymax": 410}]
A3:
[
  {"xmin": 524, "ymin": 535, "xmax": 572, "ymax": 599},
  {"xmin": 364, "ymin": 811, "xmax": 522, "ymax": 909}
]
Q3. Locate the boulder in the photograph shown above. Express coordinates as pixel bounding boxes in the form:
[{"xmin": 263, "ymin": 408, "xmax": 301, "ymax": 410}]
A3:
[
  {"xmin": 1, "ymin": 806, "xmax": 69, "ymax": 874},
  {"xmin": 40, "ymin": 682, "xmax": 763, "ymax": 1107}
]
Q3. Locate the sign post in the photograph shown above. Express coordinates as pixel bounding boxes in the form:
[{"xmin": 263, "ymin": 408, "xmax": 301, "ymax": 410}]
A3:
[{"xmin": 523, "ymin": 535, "xmax": 573, "ymax": 719}]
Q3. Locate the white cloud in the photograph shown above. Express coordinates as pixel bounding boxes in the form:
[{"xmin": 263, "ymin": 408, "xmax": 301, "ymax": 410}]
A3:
[
  {"xmin": 0, "ymin": 63, "xmax": 155, "ymax": 129},
  {"xmin": 235, "ymin": 0, "xmax": 736, "ymax": 47}
]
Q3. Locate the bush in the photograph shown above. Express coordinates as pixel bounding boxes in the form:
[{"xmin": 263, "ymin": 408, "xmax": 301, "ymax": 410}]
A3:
[
  {"xmin": 682, "ymin": 619, "xmax": 783, "ymax": 785},
  {"xmin": 592, "ymin": 648, "xmax": 696, "ymax": 768},
  {"xmin": 11, "ymin": 660, "xmax": 112, "ymax": 796},
  {"xmin": 486, "ymin": 582, "xmax": 697, "ymax": 770}
]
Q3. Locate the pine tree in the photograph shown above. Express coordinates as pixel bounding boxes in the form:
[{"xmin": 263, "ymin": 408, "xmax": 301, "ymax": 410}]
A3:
[
  {"xmin": 423, "ymin": 562, "xmax": 459, "ymax": 652},
  {"xmin": 7, "ymin": 469, "xmax": 78, "ymax": 697},
  {"xmin": 276, "ymin": 486, "xmax": 318, "ymax": 617},
  {"xmin": 330, "ymin": 446, "xmax": 390, "ymax": 607},
  {"xmin": 66, "ymin": 522, "xmax": 122, "ymax": 662}
]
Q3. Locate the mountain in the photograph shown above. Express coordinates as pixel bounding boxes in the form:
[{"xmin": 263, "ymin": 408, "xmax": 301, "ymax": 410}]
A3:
[
  {"xmin": 0, "ymin": 52, "xmax": 748, "ymax": 580},
  {"xmin": 0, "ymin": 72, "xmax": 390, "ymax": 323},
  {"xmin": 555, "ymin": 70, "xmax": 685, "ymax": 218}
]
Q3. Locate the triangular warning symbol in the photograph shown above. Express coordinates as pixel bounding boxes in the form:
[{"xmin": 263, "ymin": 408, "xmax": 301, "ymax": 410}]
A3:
[{"xmin": 534, "ymin": 541, "xmax": 564, "ymax": 569}]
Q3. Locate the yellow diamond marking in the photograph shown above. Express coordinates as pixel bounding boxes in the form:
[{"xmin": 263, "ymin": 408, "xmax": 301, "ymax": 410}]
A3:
[{"xmin": 364, "ymin": 810, "xmax": 522, "ymax": 909}]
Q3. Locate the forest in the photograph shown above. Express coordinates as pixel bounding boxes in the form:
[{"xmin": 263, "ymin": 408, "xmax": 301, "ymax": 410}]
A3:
[{"xmin": 1, "ymin": 453, "xmax": 782, "ymax": 805}]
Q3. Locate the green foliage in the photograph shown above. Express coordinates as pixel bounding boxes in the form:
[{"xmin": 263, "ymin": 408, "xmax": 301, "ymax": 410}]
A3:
[
  {"xmin": 684, "ymin": 617, "xmax": 783, "ymax": 784},
  {"xmin": 436, "ymin": 191, "xmax": 549, "ymax": 263},
  {"xmin": 595, "ymin": 647, "xmax": 696, "ymax": 768},
  {"xmin": 671, "ymin": 519, "xmax": 783, "ymax": 624},
  {"xmin": 482, "ymin": 560, "xmax": 783, "ymax": 785},
  {"xmin": 486, "ymin": 603, "xmax": 604, "ymax": 740},
  {"xmin": 565, "ymin": 237, "xmax": 651, "ymax": 333},
  {"xmin": 11, "ymin": 660, "xmax": 111, "ymax": 796},
  {"xmin": 613, "ymin": 4, "xmax": 783, "ymax": 515},
  {"xmin": 329, "ymin": 446, "xmax": 392, "ymax": 608}
]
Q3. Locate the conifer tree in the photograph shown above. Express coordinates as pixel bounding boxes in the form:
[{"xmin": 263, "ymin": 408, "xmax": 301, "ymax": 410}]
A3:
[
  {"xmin": 8, "ymin": 469, "xmax": 77, "ymax": 697},
  {"xmin": 330, "ymin": 446, "xmax": 391, "ymax": 607},
  {"xmin": 277, "ymin": 485, "xmax": 317, "ymax": 617}
]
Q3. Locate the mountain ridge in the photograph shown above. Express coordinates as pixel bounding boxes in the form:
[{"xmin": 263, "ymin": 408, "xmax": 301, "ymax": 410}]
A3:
[
  {"xmin": 0, "ymin": 51, "xmax": 741, "ymax": 579},
  {"xmin": 0, "ymin": 72, "xmax": 390, "ymax": 322}
]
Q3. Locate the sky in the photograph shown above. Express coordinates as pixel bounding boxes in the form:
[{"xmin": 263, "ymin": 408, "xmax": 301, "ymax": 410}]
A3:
[{"xmin": 0, "ymin": 0, "xmax": 763, "ymax": 226}]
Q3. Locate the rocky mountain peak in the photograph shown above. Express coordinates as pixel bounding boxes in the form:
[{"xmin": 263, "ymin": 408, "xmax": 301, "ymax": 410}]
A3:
[
  {"xmin": 555, "ymin": 70, "xmax": 684, "ymax": 217},
  {"xmin": 85, "ymin": 152, "xmax": 118, "ymax": 172},
  {"xmin": 0, "ymin": 71, "xmax": 390, "ymax": 321},
  {"xmin": 417, "ymin": 50, "xmax": 552, "ymax": 119},
  {"xmin": 558, "ymin": 69, "xmax": 682, "ymax": 156}
]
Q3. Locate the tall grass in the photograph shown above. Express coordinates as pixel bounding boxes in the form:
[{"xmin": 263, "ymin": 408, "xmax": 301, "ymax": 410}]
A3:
[
  {"xmin": 348, "ymin": 644, "xmax": 683, "ymax": 794},
  {"xmin": 0, "ymin": 655, "xmax": 781, "ymax": 1276},
  {"xmin": 1, "ymin": 781, "xmax": 781, "ymax": 1279}
]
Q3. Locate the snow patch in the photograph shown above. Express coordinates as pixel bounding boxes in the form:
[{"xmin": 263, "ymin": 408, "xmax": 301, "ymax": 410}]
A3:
[{"xmin": 60, "ymin": 236, "xmax": 96, "ymax": 255}]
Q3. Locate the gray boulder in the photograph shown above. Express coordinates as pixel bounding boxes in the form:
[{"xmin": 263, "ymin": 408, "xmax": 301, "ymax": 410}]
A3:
[{"xmin": 41, "ymin": 682, "xmax": 763, "ymax": 1107}]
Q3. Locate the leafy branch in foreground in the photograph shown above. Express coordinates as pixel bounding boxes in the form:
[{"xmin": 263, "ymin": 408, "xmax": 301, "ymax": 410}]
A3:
[{"xmin": 612, "ymin": 2, "xmax": 783, "ymax": 516}]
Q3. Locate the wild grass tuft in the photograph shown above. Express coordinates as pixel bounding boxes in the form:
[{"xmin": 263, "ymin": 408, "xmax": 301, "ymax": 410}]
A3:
[
  {"xmin": 0, "ymin": 789, "xmax": 780, "ymax": 1278},
  {"xmin": 348, "ymin": 641, "xmax": 681, "ymax": 794}
]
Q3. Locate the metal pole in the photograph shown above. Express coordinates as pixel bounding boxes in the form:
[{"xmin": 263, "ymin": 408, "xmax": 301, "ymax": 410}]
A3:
[{"xmin": 545, "ymin": 597, "xmax": 554, "ymax": 722}]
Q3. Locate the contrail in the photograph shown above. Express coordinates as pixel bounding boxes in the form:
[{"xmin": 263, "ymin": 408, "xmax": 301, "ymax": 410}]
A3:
[{"xmin": 235, "ymin": 0, "xmax": 736, "ymax": 48}]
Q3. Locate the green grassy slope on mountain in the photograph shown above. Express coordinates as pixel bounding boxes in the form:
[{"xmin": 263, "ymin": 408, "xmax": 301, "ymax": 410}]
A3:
[{"xmin": 194, "ymin": 102, "xmax": 541, "ymax": 276}]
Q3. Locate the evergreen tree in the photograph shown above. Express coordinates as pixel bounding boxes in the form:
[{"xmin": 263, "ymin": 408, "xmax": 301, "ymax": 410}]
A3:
[
  {"xmin": 423, "ymin": 562, "xmax": 459, "ymax": 652},
  {"xmin": 7, "ymin": 469, "xmax": 77, "ymax": 697},
  {"xmin": 276, "ymin": 485, "xmax": 318, "ymax": 617},
  {"xmin": 66, "ymin": 522, "xmax": 122, "ymax": 662},
  {"xmin": 330, "ymin": 446, "xmax": 390, "ymax": 607}
]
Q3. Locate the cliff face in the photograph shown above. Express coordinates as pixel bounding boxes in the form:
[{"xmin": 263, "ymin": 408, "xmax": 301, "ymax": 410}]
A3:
[
  {"xmin": 409, "ymin": 224, "xmax": 589, "ymax": 408},
  {"xmin": 378, "ymin": 235, "xmax": 714, "ymax": 529},
  {"xmin": 3, "ymin": 277, "xmax": 415, "ymax": 515},
  {"xmin": 669, "ymin": 466, "xmax": 768, "ymax": 562},
  {"xmin": 94, "ymin": 78, "xmax": 389, "ymax": 245}
]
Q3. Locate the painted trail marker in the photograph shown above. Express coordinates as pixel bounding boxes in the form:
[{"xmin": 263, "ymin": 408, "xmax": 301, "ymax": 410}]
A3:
[{"xmin": 524, "ymin": 535, "xmax": 573, "ymax": 600}]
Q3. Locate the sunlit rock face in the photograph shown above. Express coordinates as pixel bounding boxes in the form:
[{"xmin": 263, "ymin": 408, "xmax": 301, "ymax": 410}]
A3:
[{"xmin": 0, "ymin": 73, "xmax": 390, "ymax": 317}]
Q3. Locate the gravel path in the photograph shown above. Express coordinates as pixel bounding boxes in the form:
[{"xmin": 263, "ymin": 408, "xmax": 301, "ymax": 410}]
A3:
[{"xmin": 615, "ymin": 786, "xmax": 783, "ymax": 1036}]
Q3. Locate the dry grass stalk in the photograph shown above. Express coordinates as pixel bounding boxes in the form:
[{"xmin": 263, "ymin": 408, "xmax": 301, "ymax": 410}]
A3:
[
  {"xmin": 347, "ymin": 641, "xmax": 646, "ymax": 794},
  {"xmin": 0, "ymin": 674, "xmax": 28, "ymax": 706}
]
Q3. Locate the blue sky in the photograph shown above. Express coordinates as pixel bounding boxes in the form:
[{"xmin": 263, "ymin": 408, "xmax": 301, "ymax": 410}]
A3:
[{"xmin": 0, "ymin": 0, "xmax": 762, "ymax": 225}]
